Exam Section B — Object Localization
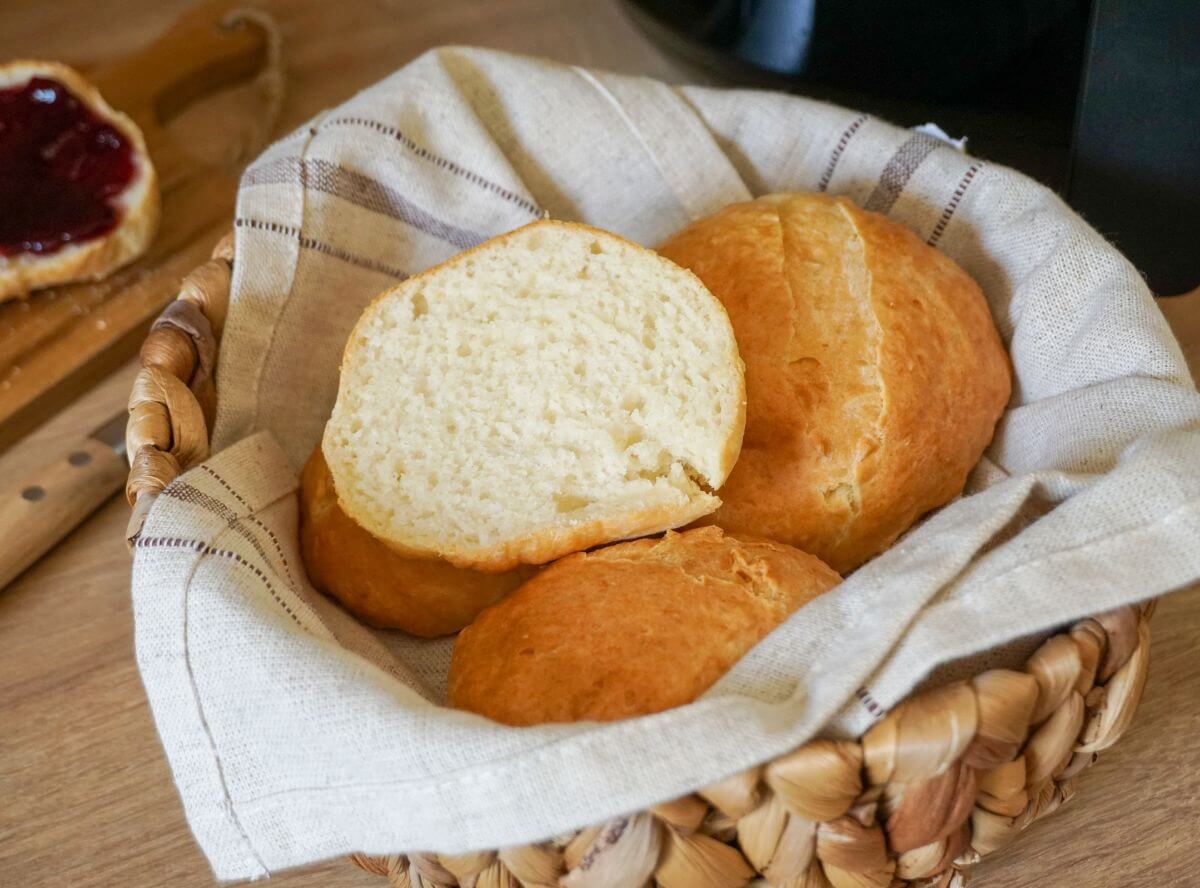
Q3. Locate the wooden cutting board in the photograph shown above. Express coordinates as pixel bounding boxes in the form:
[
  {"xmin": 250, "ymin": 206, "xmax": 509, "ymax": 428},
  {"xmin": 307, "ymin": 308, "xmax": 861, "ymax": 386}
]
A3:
[{"xmin": 0, "ymin": 0, "xmax": 280, "ymax": 453}]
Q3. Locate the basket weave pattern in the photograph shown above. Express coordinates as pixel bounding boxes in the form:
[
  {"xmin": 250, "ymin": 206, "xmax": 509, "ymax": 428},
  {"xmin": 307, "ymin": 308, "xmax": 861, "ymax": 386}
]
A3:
[{"xmin": 126, "ymin": 240, "xmax": 1153, "ymax": 888}]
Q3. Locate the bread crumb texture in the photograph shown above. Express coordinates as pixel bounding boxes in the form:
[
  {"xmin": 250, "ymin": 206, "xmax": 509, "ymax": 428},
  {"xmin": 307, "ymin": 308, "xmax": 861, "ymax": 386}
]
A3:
[
  {"xmin": 447, "ymin": 526, "xmax": 841, "ymax": 725},
  {"xmin": 324, "ymin": 221, "xmax": 745, "ymax": 571},
  {"xmin": 298, "ymin": 446, "xmax": 529, "ymax": 636}
]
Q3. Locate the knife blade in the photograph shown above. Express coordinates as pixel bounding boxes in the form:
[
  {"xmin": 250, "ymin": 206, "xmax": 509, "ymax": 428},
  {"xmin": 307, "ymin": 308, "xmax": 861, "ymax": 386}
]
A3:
[{"xmin": 0, "ymin": 412, "xmax": 129, "ymax": 589}]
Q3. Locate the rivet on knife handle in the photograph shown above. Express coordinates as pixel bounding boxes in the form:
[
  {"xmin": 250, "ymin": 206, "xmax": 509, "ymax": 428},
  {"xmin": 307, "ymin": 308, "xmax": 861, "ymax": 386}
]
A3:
[{"xmin": 0, "ymin": 412, "xmax": 128, "ymax": 590}]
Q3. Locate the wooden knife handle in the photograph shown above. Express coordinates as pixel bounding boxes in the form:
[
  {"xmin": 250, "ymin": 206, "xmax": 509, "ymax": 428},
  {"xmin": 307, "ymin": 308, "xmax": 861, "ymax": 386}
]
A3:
[{"xmin": 0, "ymin": 439, "xmax": 127, "ymax": 589}]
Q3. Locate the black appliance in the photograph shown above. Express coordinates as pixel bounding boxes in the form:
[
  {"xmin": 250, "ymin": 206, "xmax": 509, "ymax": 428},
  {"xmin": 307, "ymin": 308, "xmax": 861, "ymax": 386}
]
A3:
[{"xmin": 624, "ymin": 0, "xmax": 1199, "ymax": 295}]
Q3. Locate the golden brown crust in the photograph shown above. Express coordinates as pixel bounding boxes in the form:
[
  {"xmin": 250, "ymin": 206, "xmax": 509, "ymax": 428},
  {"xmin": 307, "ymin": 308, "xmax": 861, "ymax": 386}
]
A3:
[
  {"xmin": 325, "ymin": 218, "xmax": 746, "ymax": 573},
  {"xmin": 299, "ymin": 446, "xmax": 528, "ymax": 636},
  {"xmin": 658, "ymin": 193, "xmax": 1011, "ymax": 573},
  {"xmin": 0, "ymin": 61, "xmax": 159, "ymax": 303},
  {"xmin": 447, "ymin": 526, "xmax": 841, "ymax": 725}
]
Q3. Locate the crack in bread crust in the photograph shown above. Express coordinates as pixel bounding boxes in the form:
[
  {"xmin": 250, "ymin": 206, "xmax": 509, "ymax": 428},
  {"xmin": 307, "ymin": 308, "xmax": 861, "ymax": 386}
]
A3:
[{"xmin": 659, "ymin": 193, "xmax": 1010, "ymax": 573}]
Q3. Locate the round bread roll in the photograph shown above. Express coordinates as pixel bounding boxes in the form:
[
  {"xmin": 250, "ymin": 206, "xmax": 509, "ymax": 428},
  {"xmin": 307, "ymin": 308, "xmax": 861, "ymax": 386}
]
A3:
[
  {"xmin": 658, "ymin": 193, "xmax": 1011, "ymax": 573},
  {"xmin": 447, "ymin": 526, "xmax": 840, "ymax": 725},
  {"xmin": 323, "ymin": 220, "xmax": 745, "ymax": 573},
  {"xmin": 299, "ymin": 446, "xmax": 528, "ymax": 636}
]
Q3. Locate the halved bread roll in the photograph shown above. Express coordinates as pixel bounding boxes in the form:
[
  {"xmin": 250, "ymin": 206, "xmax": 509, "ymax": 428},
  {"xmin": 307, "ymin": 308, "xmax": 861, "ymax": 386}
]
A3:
[
  {"xmin": 0, "ymin": 61, "xmax": 159, "ymax": 302},
  {"xmin": 448, "ymin": 526, "xmax": 841, "ymax": 725},
  {"xmin": 299, "ymin": 446, "xmax": 529, "ymax": 637},
  {"xmin": 324, "ymin": 220, "xmax": 746, "ymax": 572},
  {"xmin": 658, "ymin": 193, "xmax": 1011, "ymax": 573}
]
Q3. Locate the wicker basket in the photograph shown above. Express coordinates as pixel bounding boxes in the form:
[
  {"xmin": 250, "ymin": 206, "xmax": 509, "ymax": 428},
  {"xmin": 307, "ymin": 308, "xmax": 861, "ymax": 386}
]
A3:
[{"xmin": 126, "ymin": 235, "xmax": 1153, "ymax": 888}]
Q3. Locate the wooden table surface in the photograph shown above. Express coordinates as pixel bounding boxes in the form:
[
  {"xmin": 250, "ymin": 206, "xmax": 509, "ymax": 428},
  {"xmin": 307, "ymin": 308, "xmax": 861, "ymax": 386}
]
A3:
[{"xmin": 2, "ymin": 2, "xmax": 1198, "ymax": 886}]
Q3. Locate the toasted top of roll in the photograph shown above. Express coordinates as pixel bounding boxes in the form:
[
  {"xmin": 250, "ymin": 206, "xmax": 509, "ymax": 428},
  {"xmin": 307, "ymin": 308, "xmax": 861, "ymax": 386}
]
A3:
[
  {"xmin": 448, "ymin": 526, "xmax": 840, "ymax": 725},
  {"xmin": 658, "ymin": 193, "xmax": 1011, "ymax": 573}
]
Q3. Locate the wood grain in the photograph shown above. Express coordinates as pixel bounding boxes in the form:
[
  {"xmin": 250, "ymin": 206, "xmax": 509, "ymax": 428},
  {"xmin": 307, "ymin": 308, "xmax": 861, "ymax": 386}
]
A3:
[
  {"xmin": 0, "ymin": 2, "xmax": 1197, "ymax": 887},
  {"xmin": 0, "ymin": 432, "xmax": 126, "ymax": 590},
  {"xmin": 0, "ymin": 218, "xmax": 232, "ymax": 452}
]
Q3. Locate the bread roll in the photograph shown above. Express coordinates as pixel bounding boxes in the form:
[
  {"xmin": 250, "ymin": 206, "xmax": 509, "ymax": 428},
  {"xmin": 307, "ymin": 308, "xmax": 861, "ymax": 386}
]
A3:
[
  {"xmin": 448, "ymin": 526, "xmax": 840, "ymax": 725},
  {"xmin": 0, "ymin": 61, "xmax": 158, "ymax": 302},
  {"xmin": 324, "ymin": 220, "xmax": 746, "ymax": 573},
  {"xmin": 658, "ymin": 193, "xmax": 1010, "ymax": 573},
  {"xmin": 299, "ymin": 446, "xmax": 528, "ymax": 636}
]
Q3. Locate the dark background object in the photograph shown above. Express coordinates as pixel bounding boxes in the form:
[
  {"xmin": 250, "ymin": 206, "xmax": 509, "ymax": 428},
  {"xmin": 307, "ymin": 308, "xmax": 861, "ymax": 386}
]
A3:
[
  {"xmin": 624, "ymin": 0, "xmax": 1198, "ymax": 294},
  {"xmin": 1068, "ymin": 0, "xmax": 1200, "ymax": 296}
]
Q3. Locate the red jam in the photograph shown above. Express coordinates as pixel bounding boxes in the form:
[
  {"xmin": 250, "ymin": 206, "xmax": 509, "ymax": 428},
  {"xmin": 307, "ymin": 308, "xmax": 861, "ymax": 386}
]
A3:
[{"xmin": 0, "ymin": 76, "xmax": 136, "ymax": 257}]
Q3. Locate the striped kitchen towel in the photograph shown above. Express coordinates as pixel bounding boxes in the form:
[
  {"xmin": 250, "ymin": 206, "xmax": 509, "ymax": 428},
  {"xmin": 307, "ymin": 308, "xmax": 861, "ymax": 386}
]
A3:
[{"xmin": 130, "ymin": 47, "xmax": 1200, "ymax": 879}]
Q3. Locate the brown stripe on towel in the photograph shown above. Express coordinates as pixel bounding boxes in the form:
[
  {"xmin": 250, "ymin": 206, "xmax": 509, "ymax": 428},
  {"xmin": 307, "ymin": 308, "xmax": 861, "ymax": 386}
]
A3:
[
  {"xmin": 234, "ymin": 218, "xmax": 409, "ymax": 279},
  {"xmin": 817, "ymin": 113, "xmax": 868, "ymax": 192},
  {"xmin": 855, "ymin": 686, "xmax": 887, "ymax": 720},
  {"xmin": 927, "ymin": 162, "xmax": 983, "ymax": 246},
  {"xmin": 321, "ymin": 116, "xmax": 544, "ymax": 217},
  {"xmin": 133, "ymin": 535, "xmax": 304, "ymax": 628},
  {"xmin": 244, "ymin": 157, "xmax": 487, "ymax": 250},
  {"xmin": 862, "ymin": 132, "xmax": 943, "ymax": 214},
  {"xmin": 161, "ymin": 481, "xmax": 299, "ymax": 590},
  {"xmin": 196, "ymin": 464, "xmax": 297, "ymax": 580}
]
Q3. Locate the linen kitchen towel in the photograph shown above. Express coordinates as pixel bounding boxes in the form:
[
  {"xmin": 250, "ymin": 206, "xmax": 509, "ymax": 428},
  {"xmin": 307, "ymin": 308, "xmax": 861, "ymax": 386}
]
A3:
[{"xmin": 131, "ymin": 47, "xmax": 1200, "ymax": 879}]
